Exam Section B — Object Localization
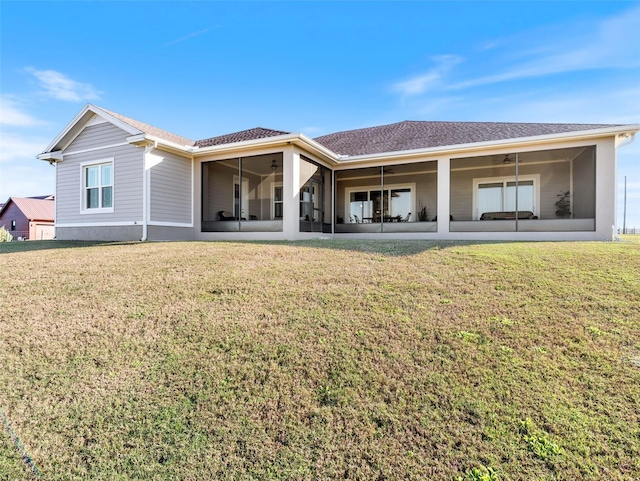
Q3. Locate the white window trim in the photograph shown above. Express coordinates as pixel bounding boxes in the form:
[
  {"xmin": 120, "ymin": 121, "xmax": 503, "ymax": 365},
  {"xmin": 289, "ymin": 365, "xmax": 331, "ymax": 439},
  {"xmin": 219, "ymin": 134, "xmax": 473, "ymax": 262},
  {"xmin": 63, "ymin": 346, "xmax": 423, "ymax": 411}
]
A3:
[
  {"xmin": 80, "ymin": 158, "xmax": 114, "ymax": 214},
  {"xmin": 344, "ymin": 182, "xmax": 416, "ymax": 221},
  {"xmin": 472, "ymin": 174, "xmax": 540, "ymax": 220},
  {"xmin": 271, "ymin": 182, "xmax": 283, "ymax": 220}
]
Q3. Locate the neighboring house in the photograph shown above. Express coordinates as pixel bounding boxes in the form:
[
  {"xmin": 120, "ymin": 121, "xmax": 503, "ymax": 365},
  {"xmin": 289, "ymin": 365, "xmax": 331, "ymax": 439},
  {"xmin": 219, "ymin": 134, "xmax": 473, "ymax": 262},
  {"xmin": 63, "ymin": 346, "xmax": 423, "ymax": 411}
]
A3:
[
  {"xmin": 0, "ymin": 196, "xmax": 55, "ymax": 240},
  {"xmin": 38, "ymin": 104, "xmax": 639, "ymax": 241}
]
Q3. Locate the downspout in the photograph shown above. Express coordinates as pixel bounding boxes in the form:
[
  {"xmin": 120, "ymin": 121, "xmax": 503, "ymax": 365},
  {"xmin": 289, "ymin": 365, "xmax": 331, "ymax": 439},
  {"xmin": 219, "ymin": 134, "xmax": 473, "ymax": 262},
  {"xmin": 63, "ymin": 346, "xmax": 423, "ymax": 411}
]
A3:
[
  {"xmin": 515, "ymin": 153, "xmax": 519, "ymax": 232},
  {"xmin": 140, "ymin": 141, "xmax": 157, "ymax": 241}
]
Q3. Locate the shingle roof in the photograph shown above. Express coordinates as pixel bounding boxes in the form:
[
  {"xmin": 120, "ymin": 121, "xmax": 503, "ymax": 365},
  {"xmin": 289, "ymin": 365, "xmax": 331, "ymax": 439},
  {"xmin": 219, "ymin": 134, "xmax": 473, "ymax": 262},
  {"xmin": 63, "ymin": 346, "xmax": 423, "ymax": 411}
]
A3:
[
  {"xmin": 86, "ymin": 106, "xmax": 629, "ymax": 157},
  {"xmin": 1, "ymin": 197, "xmax": 55, "ymax": 221},
  {"xmin": 195, "ymin": 127, "xmax": 291, "ymax": 148},
  {"xmin": 98, "ymin": 107, "xmax": 196, "ymax": 147},
  {"xmin": 313, "ymin": 120, "xmax": 621, "ymax": 156}
]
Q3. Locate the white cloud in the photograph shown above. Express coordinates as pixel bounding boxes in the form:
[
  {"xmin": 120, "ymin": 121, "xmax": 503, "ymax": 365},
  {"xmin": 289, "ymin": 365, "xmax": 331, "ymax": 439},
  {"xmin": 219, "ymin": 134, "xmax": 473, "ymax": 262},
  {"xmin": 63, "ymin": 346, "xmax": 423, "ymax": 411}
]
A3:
[
  {"xmin": 164, "ymin": 27, "xmax": 217, "ymax": 46},
  {"xmin": 0, "ymin": 132, "xmax": 49, "ymax": 162},
  {"xmin": 26, "ymin": 68, "xmax": 101, "ymax": 102},
  {"xmin": 473, "ymin": 86, "xmax": 640, "ymax": 124},
  {"xmin": 0, "ymin": 161, "xmax": 54, "ymax": 200},
  {"xmin": 0, "ymin": 96, "xmax": 44, "ymax": 127},
  {"xmin": 448, "ymin": 6, "xmax": 640, "ymax": 91},
  {"xmin": 0, "ymin": 131, "xmax": 53, "ymax": 199},
  {"xmin": 393, "ymin": 55, "xmax": 463, "ymax": 96},
  {"xmin": 391, "ymin": 6, "xmax": 640, "ymax": 99},
  {"xmin": 300, "ymin": 126, "xmax": 323, "ymax": 135}
]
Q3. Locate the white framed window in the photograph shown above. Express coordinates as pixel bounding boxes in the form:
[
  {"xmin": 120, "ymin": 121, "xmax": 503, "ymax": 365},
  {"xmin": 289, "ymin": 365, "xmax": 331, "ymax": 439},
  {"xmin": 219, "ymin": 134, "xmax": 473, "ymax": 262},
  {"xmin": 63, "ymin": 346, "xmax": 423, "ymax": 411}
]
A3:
[
  {"xmin": 81, "ymin": 158, "xmax": 114, "ymax": 213},
  {"xmin": 344, "ymin": 183, "xmax": 415, "ymax": 223},
  {"xmin": 472, "ymin": 174, "xmax": 539, "ymax": 220},
  {"xmin": 271, "ymin": 182, "xmax": 283, "ymax": 219}
]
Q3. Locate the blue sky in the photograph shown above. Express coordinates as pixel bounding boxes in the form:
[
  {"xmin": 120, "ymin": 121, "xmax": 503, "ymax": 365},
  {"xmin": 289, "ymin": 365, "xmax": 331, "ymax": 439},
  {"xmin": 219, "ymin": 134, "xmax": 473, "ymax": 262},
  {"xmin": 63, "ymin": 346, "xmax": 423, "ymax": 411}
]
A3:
[{"xmin": 1, "ymin": 1, "xmax": 639, "ymax": 228}]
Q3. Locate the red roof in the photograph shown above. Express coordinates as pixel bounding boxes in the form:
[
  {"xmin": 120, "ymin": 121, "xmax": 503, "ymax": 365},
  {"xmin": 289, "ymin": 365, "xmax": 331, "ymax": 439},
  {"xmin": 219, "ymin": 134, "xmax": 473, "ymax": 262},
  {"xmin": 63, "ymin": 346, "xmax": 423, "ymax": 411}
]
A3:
[{"xmin": 0, "ymin": 197, "xmax": 55, "ymax": 221}]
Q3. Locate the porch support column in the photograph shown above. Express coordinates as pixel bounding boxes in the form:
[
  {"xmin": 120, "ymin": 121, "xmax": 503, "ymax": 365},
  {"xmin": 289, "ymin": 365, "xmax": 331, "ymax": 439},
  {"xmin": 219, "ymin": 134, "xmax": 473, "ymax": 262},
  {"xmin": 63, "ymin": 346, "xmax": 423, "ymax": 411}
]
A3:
[
  {"xmin": 437, "ymin": 157, "xmax": 451, "ymax": 235},
  {"xmin": 595, "ymin": 138, "xmax": 616, "ymax": 239},
  {"xmin": 282, "ymin": 146, "xmax": 300, "ymax": 239}
]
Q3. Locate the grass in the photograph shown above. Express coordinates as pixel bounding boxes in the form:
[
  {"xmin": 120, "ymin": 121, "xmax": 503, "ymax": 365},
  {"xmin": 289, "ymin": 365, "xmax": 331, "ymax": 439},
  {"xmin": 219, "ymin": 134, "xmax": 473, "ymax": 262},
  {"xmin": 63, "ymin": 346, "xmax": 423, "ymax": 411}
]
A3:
[{"xmin": 1, "ymin": 238, "xmax": 639, "ymax": 480}]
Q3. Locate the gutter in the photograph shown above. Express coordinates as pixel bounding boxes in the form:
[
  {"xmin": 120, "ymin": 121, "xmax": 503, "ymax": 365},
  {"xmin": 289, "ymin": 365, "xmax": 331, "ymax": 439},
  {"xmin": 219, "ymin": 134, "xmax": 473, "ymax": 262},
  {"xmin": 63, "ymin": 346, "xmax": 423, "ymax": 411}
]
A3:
[
  {"xmin": 139, "ymin": 132, "xmax": 340, "ymax": 164},
  {"xmin": 334, "ymin": 124, "xmax": 640, "ymax": 164},
  {"xmin": 191, "ymin": 133, "xmax": 339, "ymax": 160},
  {"xmin": 131, "ymin": 124, "xmax": 640, "ymax": 168}
]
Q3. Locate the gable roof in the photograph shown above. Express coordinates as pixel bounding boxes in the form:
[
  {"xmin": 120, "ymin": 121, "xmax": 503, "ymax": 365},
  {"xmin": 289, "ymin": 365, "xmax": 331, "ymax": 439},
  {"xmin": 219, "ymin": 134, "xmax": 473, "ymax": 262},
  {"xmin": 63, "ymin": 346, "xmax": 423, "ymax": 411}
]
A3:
[
  {"xmin": 195, "ymin": 127, "xmax": 291, "ymax": 147},
  {"xmin": 39, "ymin": 104, "xmax": 638, "ymax": 163},
  {"xmin": 0, "ymin": 197, "xmax": 55, "ymax": 221},
  {"xmin": 313, "ymin": 120, "xmax": 624, "ymax": 157},
  {"xmin": 96, "ymin": 106, "xmax": 196, "ymax": 147}
]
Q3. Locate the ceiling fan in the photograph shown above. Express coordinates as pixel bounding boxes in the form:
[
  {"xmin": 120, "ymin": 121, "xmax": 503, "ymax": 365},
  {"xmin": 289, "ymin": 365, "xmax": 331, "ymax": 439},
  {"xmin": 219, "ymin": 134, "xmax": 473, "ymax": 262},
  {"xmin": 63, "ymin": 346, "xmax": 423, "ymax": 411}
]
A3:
[{"xmin": 494, "ymin": 154, "xmax": 512, "ymax": 165}]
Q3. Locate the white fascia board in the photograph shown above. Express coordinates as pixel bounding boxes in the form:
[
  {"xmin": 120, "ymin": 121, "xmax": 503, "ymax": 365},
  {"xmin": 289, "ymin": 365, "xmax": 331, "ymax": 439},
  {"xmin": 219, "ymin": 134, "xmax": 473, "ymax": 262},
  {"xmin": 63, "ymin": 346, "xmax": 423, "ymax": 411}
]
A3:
[
  {"xmin": 37, "ymin": 151, "xmax": 63, "ymax": 162},
  {"xmin": 41, "ymin": 104, "xmax": 143, "ymax": 154},
  {"xmin": 191, "ymin": 133, "xmax": 302, "ymax": 155},
  {"xmin": 126, "ymin": 133, "xmax": 157, "ymax": 148},
  {"xmin": 41, "ymin": 104, "xmax": 95, "ymax": 154},
  {"xmin": 144, "ymin": 134, "xmax": 196, "ymax": 152},
  {"xmin": 295, "ymin": 134, "xmax": 342, "ymax": 163},
  {"xmin": 91, "ymin": 106, "xmax": 143, "ymax": 137},
  {"xmin": 335, "ymin": 124, "xmax": 640, "ymax": 164},
  {"xmin": 189, "ymin": 133, "xmax": 340, "ymax": 165}
]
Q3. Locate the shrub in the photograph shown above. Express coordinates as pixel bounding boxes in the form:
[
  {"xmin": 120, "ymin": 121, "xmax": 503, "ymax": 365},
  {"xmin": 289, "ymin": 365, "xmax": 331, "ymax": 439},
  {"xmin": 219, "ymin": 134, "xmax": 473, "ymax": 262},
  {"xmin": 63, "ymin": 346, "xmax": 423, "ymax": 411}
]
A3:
[{"xmin": 0, "ymin": 226, "xmax": 13, "ymax": 242}]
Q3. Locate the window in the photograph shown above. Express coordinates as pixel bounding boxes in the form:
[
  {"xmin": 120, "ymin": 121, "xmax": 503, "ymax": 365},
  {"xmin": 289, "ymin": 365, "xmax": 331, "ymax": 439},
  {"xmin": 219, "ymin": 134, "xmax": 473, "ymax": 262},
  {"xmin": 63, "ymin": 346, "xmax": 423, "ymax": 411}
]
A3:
[
  {"xmin": 11, "ymin": 220, "xmax": 16, "ymax": 231},
  {"xmin": 272, "ymin": 183, "xmax": 283, "ymax": 219},
  {"xmin": 82, "ymin": 159, "xmax": 113, "ymax": 212},
  {"xmin": 345, "ymin": 184, "xmax": 414, "ymax": 222},
  {"xmin": 473, "ymin": 175, "xmax": 539, "ymax": 220}
]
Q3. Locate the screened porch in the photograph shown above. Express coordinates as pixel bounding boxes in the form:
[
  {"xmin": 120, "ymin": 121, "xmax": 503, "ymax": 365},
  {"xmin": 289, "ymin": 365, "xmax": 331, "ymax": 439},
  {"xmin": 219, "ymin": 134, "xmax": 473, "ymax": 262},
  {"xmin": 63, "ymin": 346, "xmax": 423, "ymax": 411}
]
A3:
[
  {"xmin": 335, "ymin": 161, "xmax": 438, "ymax": 233},
  {"xmin": 449, "ymin": 146, "xmax": 596, "ymax": 232}
]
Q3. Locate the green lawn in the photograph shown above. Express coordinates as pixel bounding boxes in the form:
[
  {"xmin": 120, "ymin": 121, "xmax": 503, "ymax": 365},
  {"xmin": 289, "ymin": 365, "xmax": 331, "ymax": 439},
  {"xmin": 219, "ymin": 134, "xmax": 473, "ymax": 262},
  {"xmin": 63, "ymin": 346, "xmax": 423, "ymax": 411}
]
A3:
[{"xmin": 1, "ymin": 239, "xmax": 639, "ymax": 480}]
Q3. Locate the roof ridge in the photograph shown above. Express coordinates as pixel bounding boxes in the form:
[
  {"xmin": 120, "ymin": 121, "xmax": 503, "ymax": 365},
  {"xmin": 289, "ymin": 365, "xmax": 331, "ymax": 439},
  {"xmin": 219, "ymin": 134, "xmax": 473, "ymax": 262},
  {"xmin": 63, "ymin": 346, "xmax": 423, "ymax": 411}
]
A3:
[
  {"xmin": 317, "ymin": 119, "xmax": 622, "ymax": 137},
  {"xmin": 195, "ymin": 126, "xmax": 292, "ymax": 148},
  {"xmin": 197, "ymin": 126, "xmax": 290, "ymax": 142}
]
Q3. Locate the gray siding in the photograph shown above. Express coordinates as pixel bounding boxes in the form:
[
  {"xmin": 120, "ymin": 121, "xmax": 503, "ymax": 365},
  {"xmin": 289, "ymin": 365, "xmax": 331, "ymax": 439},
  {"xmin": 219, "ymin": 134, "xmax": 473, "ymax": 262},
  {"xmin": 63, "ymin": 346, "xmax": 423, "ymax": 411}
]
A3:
[
  {"xmin": 66, "ymin": 122, "xmax": 129, "ymax": 152},
  {"xmin": 57, "ymin": 141, "xmax": 143, "ymax": 224},
  {"xmin": 150, "ymin": 149, "xmax": 192, "ymax": 224}
]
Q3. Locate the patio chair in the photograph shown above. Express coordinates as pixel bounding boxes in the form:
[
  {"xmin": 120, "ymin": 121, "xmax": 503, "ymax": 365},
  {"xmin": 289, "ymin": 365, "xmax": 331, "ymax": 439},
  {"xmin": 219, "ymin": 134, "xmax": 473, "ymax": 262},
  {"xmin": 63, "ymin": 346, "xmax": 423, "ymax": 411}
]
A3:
[
  {"xmin": 218, "ymin": 210, "xmax": 237, "ymax": 221},
  {"xmin": 354, "ymin": 215, "xmax": 361, "ymax": 223},
  {"xmin": 402, "ymin": 212, "xmax": 411, "ymax": 222}
]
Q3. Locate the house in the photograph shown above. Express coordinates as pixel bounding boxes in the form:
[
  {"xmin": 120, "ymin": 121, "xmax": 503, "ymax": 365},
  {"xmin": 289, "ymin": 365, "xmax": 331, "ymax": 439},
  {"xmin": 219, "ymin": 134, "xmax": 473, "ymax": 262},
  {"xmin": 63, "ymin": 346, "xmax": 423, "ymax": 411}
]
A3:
[
  {"xmin": 0, "ymin": 196, "xmax": 55, "ymax": 240},
  {"xmin": 37, "ymin": 104, "xmax": 639, "ymax": 242}
]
